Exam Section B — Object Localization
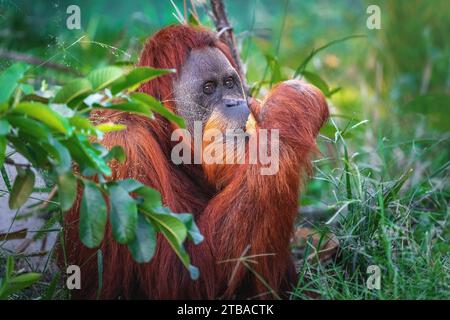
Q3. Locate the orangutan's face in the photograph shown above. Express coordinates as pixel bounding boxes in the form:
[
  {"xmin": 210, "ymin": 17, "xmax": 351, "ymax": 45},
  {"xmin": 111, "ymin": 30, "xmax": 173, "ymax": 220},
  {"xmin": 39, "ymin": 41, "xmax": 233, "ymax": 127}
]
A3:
[{"xmin": 173, "ymin": 47, "xmax": 249, "ymax": 132}]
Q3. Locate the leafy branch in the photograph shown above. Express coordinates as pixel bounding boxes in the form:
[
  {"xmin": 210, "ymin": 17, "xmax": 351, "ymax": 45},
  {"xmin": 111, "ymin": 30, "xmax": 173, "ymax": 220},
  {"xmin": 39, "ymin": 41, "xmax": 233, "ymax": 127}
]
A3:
[{"xmin": 0, "ymin": 62, "xmax": 199, "ymax": 279}]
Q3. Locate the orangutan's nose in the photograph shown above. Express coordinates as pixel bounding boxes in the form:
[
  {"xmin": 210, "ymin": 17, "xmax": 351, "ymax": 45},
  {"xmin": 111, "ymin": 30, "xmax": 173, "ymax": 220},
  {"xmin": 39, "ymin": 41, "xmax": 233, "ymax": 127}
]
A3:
[{"xmin": 224, "ymin": 98, "xmax": 247, "ymax": 108}]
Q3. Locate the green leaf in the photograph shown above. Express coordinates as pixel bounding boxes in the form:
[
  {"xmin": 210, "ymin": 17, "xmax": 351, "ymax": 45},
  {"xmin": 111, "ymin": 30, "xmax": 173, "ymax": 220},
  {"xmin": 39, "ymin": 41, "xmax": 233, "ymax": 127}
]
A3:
[
  {"xmin": 111, "ymin": 67, "xmax": 174, "ymax": 94},
  {"xmin": 149, "ymin": 212, "xmax": 187, "ymax": 246},
  {"xmin": 57, "ymin": 172, "xmax": 78, "ymax": 211},
  {"xmin": 79, "ymin": 180, "xmax": 107, "ymax": 248},
  {"xmin": 19, "ymin": 84, "xmax": 34, "ymax": 95},
  {"xmin": 104, "ymin": 145, "xmax": 126, "ymax": 163},
  {"xmin": 148, "ymin": 211, "xmax": 187, "ymax": 249},
  {"xmin": 6, "ymin": 115, "xmax": 50, "ymax": 141},
  {"xmin": 62, "ymin": 138, "xmax": 97, "ymax": 176},
  {"xmin": 43, "ymin": 272, "xmax": 60, "ymax": 300},
  {"xmin": 265, "ymin": 54, "xmax": 283, "ymax": 84},
  {"xmin": 188, "ymin": 13, "xmax": 200, "ymax": 26},
  {"xmin": 9, "ymin": 273, "xmax": 42, "ymax": 285},
  {"xmin": 294, "ymin": 35, "xmax": 365, "ymax": 77},
  {"xmin": 127, "ymin": 214, "xmax": 156, "ymax": 263},
  {"xmin": 0, "ymin": 119, "xmax": 11, "ymax": 135},
  {"xmin": 188, "ymin": 265, "xmax": 200, "ymax": 280},
  {"xmin": 21, "ymin": 135, "xmax": 49, "ymax": 167},
  {"xmin": 42, "ymin": 138, "xmax": 72, "ymax": 173},
  {"xmin": 176, "ymin": 213, "xmax": 204, "ymax": 245},
  {"xmin": 328, "ymin": 87, "xmax": 341, "ymax": 97},
  {"xmin": 109, "ymin": 183, "xmax": 138, "ymax": 244},
  {"xmin": 0, "ymin": 102, "xmax": 7, "ymax": 113},
  {"xmin": 88, "ymin": 66, "xmax": 123, "ymax": 91},
  {"xmin": 134, "ymin": 185, "xmax": 162, "ymax": 209},
  {"xmin": 6, "ymin": 256, "xmax": 14, "ymax": 280},
  {"xmin": 95, "ymin": 122, "xmax": 126, "ymax": 133},
  {"xmin": 113, "ymin": 61, "xmax": 134, "ymax": 67},
  {"xmin": 8, "ymin": 136, "xmax": 36, "ymax": 165},
  {"xmin": 9, "ymin": 168, "xmax": 35, "ymax": 209},
  {"xmin": 53, "ymin": 78, "xmax": 93, "ymax": 104},
  {"xmin": 13, "ymin": 102, "xmax": 71, "ymax": 135},
  {"xmin": 69, "ymin": 116, "xmax": 97, "ymax": 135},
  {"xmin": 116, "ymin": 179, "xmax": 143, "ymax": 193},
  {"xmin": 107, "ymin": 101, "xmax": 152, "ymax": 117},
  {"xmin": 96, "ymin": 250, "xmax": 103, "ymax": 300},
  {"xmin": 302, "ymin": 71, "xmax": 330, "ymax": 96},
  {"xmin": 0, "ymin": 136, "xmax": 6, "ymax": 167},
  {"xmin": 0, "ymin": 63, "xmax": 28, "ymax": 104},
  {"xmin": 67, "ymin": 95, "xmax": 89, "ymax": 109},
  {"xmin": 1, "ymin": 273, "xmax": 42, "ymax": 298},
  {"xmin": 0, "ymin": 165, "xmax": 12, "ymax": 191},
  {"xmin": 383, "ymin": 168, "xmax": 414, "ymax": 204},
  {"xmin": 72, "ymin": 134, "xmax": 111, "ymax": 176},
  {"xmin": 131, "ymin": 93, "xmax": 185, "ymax": 128},
  {"xmin": 146, "ymin": 210, "xmax": 198, "ymax": 279}
]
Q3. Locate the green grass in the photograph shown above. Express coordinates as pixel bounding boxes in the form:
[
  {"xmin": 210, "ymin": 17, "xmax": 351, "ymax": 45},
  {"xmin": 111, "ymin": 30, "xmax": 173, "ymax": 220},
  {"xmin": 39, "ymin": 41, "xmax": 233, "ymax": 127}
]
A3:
[{"xmin": 291, "ymin": 116, "xmax": 449, "ymax": 300}]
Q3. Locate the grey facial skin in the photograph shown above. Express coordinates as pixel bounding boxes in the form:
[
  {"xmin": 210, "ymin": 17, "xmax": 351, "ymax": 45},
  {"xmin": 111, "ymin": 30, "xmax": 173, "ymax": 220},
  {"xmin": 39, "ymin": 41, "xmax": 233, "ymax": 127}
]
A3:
[{"xmin": 172, "ymin": 47, "xmax": 249, "ymax": 132}]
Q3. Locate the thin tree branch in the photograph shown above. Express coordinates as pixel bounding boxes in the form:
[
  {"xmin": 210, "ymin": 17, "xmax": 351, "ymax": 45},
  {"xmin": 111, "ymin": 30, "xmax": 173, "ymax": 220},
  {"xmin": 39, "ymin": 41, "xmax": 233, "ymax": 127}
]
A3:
[
  {"xmin": 209, "ymin": 0, "xmax": 249, "ymax": 95},
  {"xmin": 4, "ymin": 158, "xmax": 31, "ymax": 169},
  {"xmin": 189, "ymin": 0, "xmax": 200, "ymax": 22},
  {"xmin": 0, "ymin": 49, "xmax": 83, "ymax": 76}
]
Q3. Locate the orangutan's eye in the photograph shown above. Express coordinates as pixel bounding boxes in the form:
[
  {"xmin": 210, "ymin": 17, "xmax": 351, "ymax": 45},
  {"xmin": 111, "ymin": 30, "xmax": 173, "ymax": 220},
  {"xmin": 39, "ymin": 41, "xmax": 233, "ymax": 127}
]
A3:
[
  {"xmin": 203, "ymin": 81, "xmax": 216, "ymax": 95},
  {"xmin": 224, "ymin": 77, "xmax": 234, "ymax": 89}
]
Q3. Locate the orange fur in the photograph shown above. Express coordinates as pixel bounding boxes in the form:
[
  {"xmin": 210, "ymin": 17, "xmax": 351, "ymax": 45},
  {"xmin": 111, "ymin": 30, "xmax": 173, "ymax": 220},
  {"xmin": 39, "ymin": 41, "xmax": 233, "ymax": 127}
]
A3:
[{"xmin": 62, "ymin": 25, "xmax": 329, "ymax": 299}]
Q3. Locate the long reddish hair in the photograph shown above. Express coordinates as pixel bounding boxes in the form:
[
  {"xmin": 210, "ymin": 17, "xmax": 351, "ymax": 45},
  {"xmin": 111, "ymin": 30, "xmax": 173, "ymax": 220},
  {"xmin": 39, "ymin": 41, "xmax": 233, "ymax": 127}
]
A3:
[{"xmin": 63, "ymin": 24, "xmax": 329, "ymax": 300}]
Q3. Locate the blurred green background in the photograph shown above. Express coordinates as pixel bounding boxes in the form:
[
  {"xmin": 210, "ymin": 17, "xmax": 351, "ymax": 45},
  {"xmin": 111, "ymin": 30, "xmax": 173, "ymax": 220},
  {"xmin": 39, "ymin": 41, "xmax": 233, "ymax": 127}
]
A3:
[
  {"xmin": 0, "ymin": 0, "xmax": 448, "ymax": 299},
  {"xmin": 1, "ymin": 0, "xmax": 449, "ymax": 131}
]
